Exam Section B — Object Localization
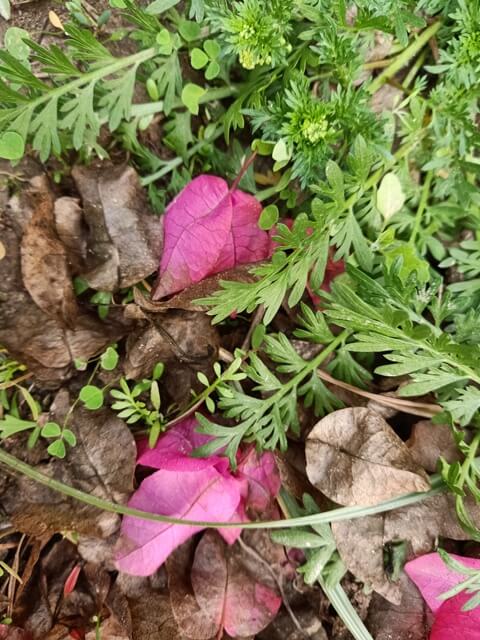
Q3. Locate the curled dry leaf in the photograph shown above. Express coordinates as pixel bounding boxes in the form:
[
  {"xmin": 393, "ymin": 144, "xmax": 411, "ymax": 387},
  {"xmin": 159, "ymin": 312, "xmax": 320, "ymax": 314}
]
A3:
[
  {"xmin": 332, "ymin": 493, "xmax": 480, "ymax": 604},
  {"xmin": 152, "ymin": 175, "xmax": 269, "ymax": 299},
  {"xmin": 168, "ymin": 531, "xmax": 281, "ymax": 639},
  {"xmin": 407, "ymin": 420, "xmax": 462, "ymax": 473},
  {"xmin": 366, "ymin": 573, "xmax": 430, "ymax": 640},
  {"xmin": 54, "ymin": 196, "xmax": 87, "ymax": 273},
  {"xmin": 2, "ymin": 391, "xmax": 136, "ymax": 538},
  {"xmin": 133, "ymin": 264, "xmax": 257, "ymax": 313},
  {"xmin": 0, "ymin": 180, "xmax": 128, "ymax": 382},
  {"xmin": 20, "ymin": 176, "xmax": 78, "ymax": 327},
  {"xmin": 72, "ymin": 164, "xmax": 162, "ymax": 291},
  {"xmin": 305, "ymin": 408, "xmax": 430, "ymax": 506}
]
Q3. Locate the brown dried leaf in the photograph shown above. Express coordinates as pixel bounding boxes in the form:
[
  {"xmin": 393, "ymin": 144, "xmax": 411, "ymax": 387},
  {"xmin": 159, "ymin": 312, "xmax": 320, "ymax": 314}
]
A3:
[
  {"xmin": 2, "ymin": 392, "xmax": 136, "ymax": 538},
  {"xmin": 72, "ymin": 164, "xmax": 162, "ymax": 291},
  {"xmin": 407, "ymin": 420, "xmax": 461, "ymax": 473},
  {"xmin": 305, "ymin": 408, "xmax": 430, "ymax": 506},
  {"xmin": 54, "ymin": 196, "xmax": 87, "ymax": 273},
  {"xmin": 124, "ymin": 310, "xmax": 219, "ymax": 408},
  {"xmin": 332, "ymin": 493, "xmax": 480, "ymax": 603},
  {"xmin": 0, "ymin": 627, "xmax": 32, "ymax": 640},
  {"xmin": 129, "ymin": 594, "xmax": 183, "ymax": 640},
  {"xmin": 18, "ymin": 177, "xmax": 78, "ymax": 327},
  {"xmin": 0, "ymin": 185, "xmax": 128, "ymax": 382},
  {"xmin": 138, "ymin": 265, "xmax": 257, "ymax": 312},
  {"xmin": 366, "ymin": 574, "xmax": 430, "ymax": 640},
  {"xmin": 168, "ymin": 532, "xmax": 281, "ymax": 640}
]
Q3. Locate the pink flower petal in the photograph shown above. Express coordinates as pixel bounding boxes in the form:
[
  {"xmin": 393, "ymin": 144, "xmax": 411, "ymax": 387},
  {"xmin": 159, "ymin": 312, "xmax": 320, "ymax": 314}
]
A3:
[
  {"xmin": 137, "ymin": 416, "xmax": 225, "ymax": 472},
  {"xmin": 405, "ymin": 553, "xmax": 480, "ymax": 614},
  {"xmin": 152, "ymin": 175, "xmax": 269, "ymax": 299},
  {"xmin": 115, "ymin": 467, "xmax": 242, "ymax": 576},
  {"xmin": 431, "ymin": 591, "xmax": 480, "ymax": 640},
  {"xmin": 237, "ymin": 448, "xmax": 281, "ymax": 513}
]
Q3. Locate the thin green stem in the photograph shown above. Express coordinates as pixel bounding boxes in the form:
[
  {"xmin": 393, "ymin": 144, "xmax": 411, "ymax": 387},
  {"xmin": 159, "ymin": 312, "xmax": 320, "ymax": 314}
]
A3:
[
  {"xmin": 27, "ymin": 47, "xmax": 157, "ymax": 112},
  {"xmin": 410, "ymin": 170, "xmax": 433, "ymax": 245},
  {"xmin": 368, "ymin": 21, "xmax": 441, "ymax": 94},
  {"xmin": 140, "ymin": 125, "xmax": 224, "ymax": 186},
  {"xmin": 0, "ymin": 446, "xmax": 443, "ymax": 529},
  {"xmin": 260, "ymin": 329, "xmax": 350, "ymax": 415}
]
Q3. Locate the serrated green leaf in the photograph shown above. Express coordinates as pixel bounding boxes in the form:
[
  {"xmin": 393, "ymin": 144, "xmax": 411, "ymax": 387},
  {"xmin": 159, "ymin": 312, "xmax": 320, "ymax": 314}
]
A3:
[
  {"xmin": 271, "ymin": 529, "xmax": 325, "ymax": 549},
  {"xmin": 146, "ymin": 0, "xmax": 180, "ymax": 14}
]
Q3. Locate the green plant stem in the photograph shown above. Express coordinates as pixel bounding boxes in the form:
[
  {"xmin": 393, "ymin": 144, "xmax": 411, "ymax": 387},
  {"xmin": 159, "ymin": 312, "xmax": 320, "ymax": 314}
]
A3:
[
  {"xmin": 368, "ymin": 21, "xmax": 441, "ymax": 94},
  {"xmin": 0, "ymin": 445, "xmax": 443, "ymax": 529},
  {"xmin": 140, "ymin": 125, "xmax": 224, "ymax": 186},
  {"xmin": 458, "ymin": 432, "xmax": 480, "ymax": 488},
  {"xmin": 409, "ymin": 170, "xmax": 433, "ymax": 245},
  {"xmin": 27, "ymin": 47, "xmax": 158, "ymax": 114}
]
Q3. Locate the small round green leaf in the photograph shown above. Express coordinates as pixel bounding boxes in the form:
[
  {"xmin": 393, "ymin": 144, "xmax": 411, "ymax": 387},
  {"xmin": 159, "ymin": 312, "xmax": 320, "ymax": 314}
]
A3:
[
  {"xmin": 5, "ymin": 27, "xmax": 30, "ymax": 59},
  {"xmin": 205, "ymin": 396, "xmax": 215, "ymax": 413},
  {"xmin": 156, "ymin": 28, "xmax": 173, "ymax": 55},
  {"xmin": 41, "ymin": 422, "xmax": 62, "ymax": 438},
  {"xmin": 204, "ymin": 39, "xmax": 220, "ymax": 59},
  {"xmin": 79, "ymin": 385, "xmax": 104, "ymax": 410},
  {"xmin": 377, "ymin": 172, "xmax": 405, "ymax": 220},
  {"xmin": 259, "ymin": 204, "xmax": 279, "ymax": 231},
  {"xmin": 100, "ymin": 346, "xmax": 119, "ymax": 371},
  {"xmin": 272, "ymin": 139, "xmax": 290, "ymax": 163},
  {"xmin": 179, "ymin": 20, "xmax": 201, "ymax": 42},
  {"xmin": 181, "ymin": 83, "xmax": 206, "ymax": 115},
  {"xmin": 205, "ymin": 60, "xmax": 220, "ymax": 80},
  {"xmin": 190, "ymin": 47, "xmax": 208, "ymax": 69},
  {"xmin": 0, "ymin": 0, "xmax": 11, "ymax": 20},
  {"xmin": 0, "ymin": 132, "xmax": 25, "ymax": 160},
  {"xmin": 47, "ymin": 439, "xmax": 66, "ymax": 459},
  {"xmin": 62, "ymin": 429, "xmax": 77, "ymax": 447},
  {"xmin": 197, "ymin": 372, "xmax": 209, "ymax": 386}
]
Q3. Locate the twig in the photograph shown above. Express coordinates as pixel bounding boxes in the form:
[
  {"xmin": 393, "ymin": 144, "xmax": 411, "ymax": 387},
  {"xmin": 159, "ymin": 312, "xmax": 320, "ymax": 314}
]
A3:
[
  {"xmin": 7, "ymin": 533, "xmax": 25, "ymax": 617},
  {"xmin": 237, "ymin": 537, "xmax": 309, "ymax": 639},
  {"xmin": 318, "ymin": 369, "xmax": 441, "ymax": 418}
]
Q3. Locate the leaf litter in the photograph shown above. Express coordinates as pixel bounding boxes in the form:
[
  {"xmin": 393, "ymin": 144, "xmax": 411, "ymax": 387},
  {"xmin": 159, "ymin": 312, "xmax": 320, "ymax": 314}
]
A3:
[{"xmin": 1, "ymin": 4, "xmax": 480, "ymax": 638}]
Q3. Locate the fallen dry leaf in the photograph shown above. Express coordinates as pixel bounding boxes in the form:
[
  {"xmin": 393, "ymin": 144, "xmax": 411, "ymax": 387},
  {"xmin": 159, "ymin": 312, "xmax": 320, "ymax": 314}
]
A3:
[
  {"xmin": 2, "ymin": 391, "xmax": 136, "ymax": 538},
  {"xmin": 72, "ymin": 164, "xmax": 162, "ymax": 291},
  {"xmin": 332, "ymin": 493, "xmax": 480, "ymax": 603},
  {"xmin": 20, "ymin": 176, "xmax": 78, "ymax": 328},
  {"xmin": 168, "ymin": 532, "xmax": 281, "ymax": 639},
  {"xmin": 54, "ymin": 196, "xmax": 87, "ymax": 273},
  {"xmin": 129, "ymin": 594, "xmax": 182, "ymax": 640},
  {"xmin": 134, "ymin": 264, "xmax": 257, "ymax": 313},
  {"xmin": 0, "ymin": 181, "xmax": 128, "ymax": 382},
  {"xmin": 366, "ymin": 573, "xmax": 430, "ymax": 640},
  {"xmin": 0, "ymin": 627, "xmax": 33, "ymax": 640},
  {"xmin": 305, "ymin": 408, "xmax": 430, "ymax": 506},
  {"xmin": 124, "ymin": 309, "xmax": 219, "ymax": 408},
  {"xmin": 407, "ymin": 420, "xmax": 461, "ymax": 473},
  {"xmin": 152, "ymin": 174, "xmax": 269, "ymax": 299}
]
